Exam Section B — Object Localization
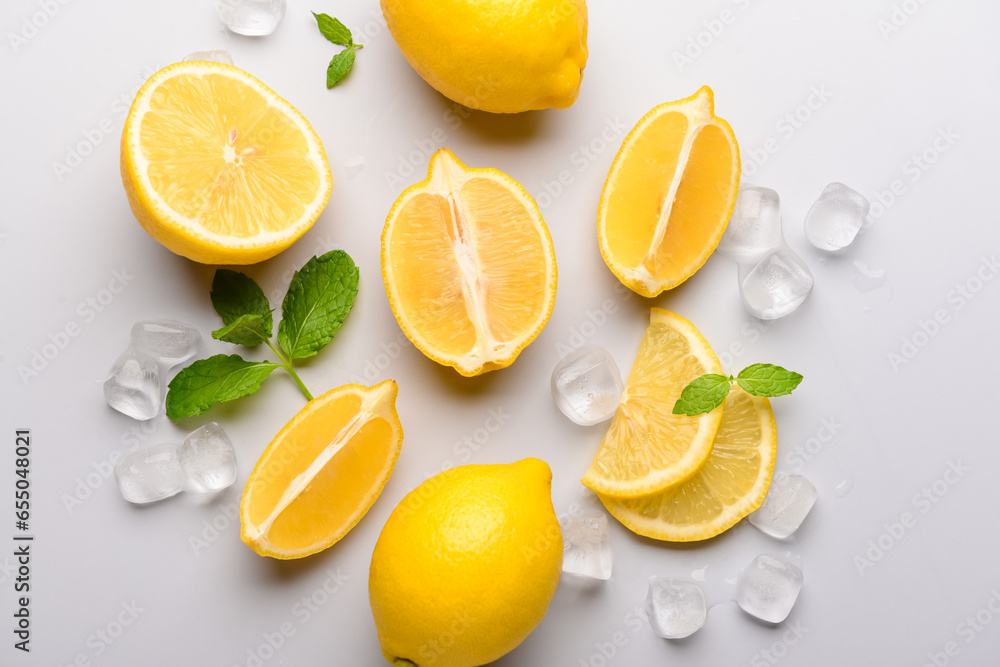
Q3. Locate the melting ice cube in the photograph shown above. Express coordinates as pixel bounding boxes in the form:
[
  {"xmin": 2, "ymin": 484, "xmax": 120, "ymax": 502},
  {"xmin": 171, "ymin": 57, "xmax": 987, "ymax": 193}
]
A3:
[
  {"xmin": 646, "ymin": 577, "xmax": 707, "ymax": 639},
  {"xmin": 179, "ymin": 422, "xmax": 237, "ymax": 493},
  {"xmin": 104, "ymin": 348, "xmax": 162, "ymax": 420},
  {"xmin": 750, "ymin": 474, "xmax": 817, "ymax": 539},
  {"xmin": 737, "ymin": 554, "xmax": 803, "ymax": 623},
  {"xmin": 115, "ymin": 442, "xmax": 185, "ymax": 504},
  {"xmin": 562, "ymin": 513, "xmax": 613, "ymax": 580},
  {"xmin": 804, "ymin": 183, "xmax": 870, "ymax": 251},
  {"xmin": 551, "ymin": 346, "xmax": 624, "ymax": 426}
]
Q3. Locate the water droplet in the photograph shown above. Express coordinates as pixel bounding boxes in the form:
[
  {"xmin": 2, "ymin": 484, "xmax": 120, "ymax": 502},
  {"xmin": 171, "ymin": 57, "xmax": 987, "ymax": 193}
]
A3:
[{"xmin": 834, "ymin": 476, "xmax": 855, "ymax": 498}]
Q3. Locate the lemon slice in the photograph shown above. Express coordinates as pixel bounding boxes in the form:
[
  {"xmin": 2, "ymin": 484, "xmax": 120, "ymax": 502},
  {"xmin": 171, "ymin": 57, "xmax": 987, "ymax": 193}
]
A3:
[
  {"xmin": 121, "ymin": 61, "xmax": 332, "ymax": 265},
  {"xmin": 581, "ymin": 309, "xmax": 723, "ymax": 498},
  {"xmin": 599, "ymin": 388, "xmax": 777, "ymax": 542},
  {"xmin": 241, "ymin": 380, "xmax": 403, "ymax": 559},
  {"xmin": 598, "ymin": 86, "xmax": 740, "ymax": 297},
  {"xmin": 381, "ymin": 149, "xmax": 557, "ymax": 376}
]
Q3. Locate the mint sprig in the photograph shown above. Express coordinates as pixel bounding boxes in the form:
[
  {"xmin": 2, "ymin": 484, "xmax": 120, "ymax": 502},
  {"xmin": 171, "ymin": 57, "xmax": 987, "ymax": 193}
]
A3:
[
  {"xmin": 278, "ymin": 250, "xmax": 359, "ymax": 360},
  {"xmin": 673, "ymin": 364, "xmax": 803, "ymax": 416},
  {"xmin": 313, "ymin": 12, "xmax": 362, "ymax": 88},
  {"xmin": 166, "ymin": 250, "xmax": 360, "ymax": 420}
]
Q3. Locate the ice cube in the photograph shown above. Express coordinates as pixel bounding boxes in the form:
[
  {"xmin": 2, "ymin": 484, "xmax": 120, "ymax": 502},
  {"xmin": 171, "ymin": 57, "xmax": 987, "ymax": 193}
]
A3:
[
  {"xmin": 115, "ymin": 442, "xmax": 184, "ymax": 504},
  {"xmin": 130, "ymin": 320, "xmax": 201, "ymax": 368},
  {"xmin": 551, "ymin": 346, "xmax": 624, "ymax": 426},
  {"xmin": 646, "ymin": 577, "xmax": 707, "ymax": 639},
  {"xmin": 213, "ymin": 0, "xmax": 286, "ymax": 36},
  {"xmin": 179, "ymin": 422, "xmax": 237, "ymax": 493},
  {"xmin": 182, "ymin": 50, "xmax": 234, "ymax": 65},
  {"xmin": 562, "ymin": 512, "xmax": 613, "ymax": 580},
  {"xmin": 717, "ymin": 186, "xmax": 783, "ymax": 262},
  {"xmin": 740, "ymin": 247, "xmax": 814, "ymax": 320},
  {"xmin": 750, "ymin": 474, "xmax": 817, "ymax": 539},
  {"xmin": 804, "ymin": 183, "xmax": 870, "ymax": 251},
  {"xmin": 737, "ymin": 554, "xmax": 803, "ymax": 623},
  {"xmin": 104, "ymin": 349, "xmax": 162, "ymax": 420}
]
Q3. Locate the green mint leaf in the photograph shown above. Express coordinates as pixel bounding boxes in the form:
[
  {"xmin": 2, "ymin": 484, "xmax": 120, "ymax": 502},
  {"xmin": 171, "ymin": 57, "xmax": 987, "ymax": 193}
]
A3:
[
  {"xmin": 278, "ymin": 250, "xmax": 359, "ymax": 360},
  {"xmin": 736, "ymin": 363, "xmax": 803, "ymax": 397},
  {"xmin": 211, "ymin": 314, "xmax": 271, "ymax": 348},
  {"xmin": 672, "ymin": 374, "xmax": 732, "ymax": 416},
  {"xmin": 166, "ymin": 354, "xmax": 280, "ymax": 420},
  {"xmin": 313, "ymin": 12, "xmax": 353, "ymax": 46},
  {"xmin": 326, "ymin": 46, "xmax": 356, "ymax": 88},
  {"xmin": 210, "ymin": 270, "xmax": 274, "ymax": 338}
]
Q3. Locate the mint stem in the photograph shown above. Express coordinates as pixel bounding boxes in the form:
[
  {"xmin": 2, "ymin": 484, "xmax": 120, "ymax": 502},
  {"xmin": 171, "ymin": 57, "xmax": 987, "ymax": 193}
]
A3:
[{"xmin": 266, "ymin": 340, "xmax": 314, "ymax": 401}]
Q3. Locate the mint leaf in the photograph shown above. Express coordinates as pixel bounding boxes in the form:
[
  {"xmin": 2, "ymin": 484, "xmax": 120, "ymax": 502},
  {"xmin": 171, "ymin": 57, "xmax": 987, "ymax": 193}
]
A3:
[
  {"xmin": 278, "ymin": 250, "xmax": 359, "ymax": 360},
  {"xmin": 313, "ymin": 12, "xmax": 354, "ymax": 46},
  {"xmin": 326, "ymin": 47, "xmax": 356, "ymax": 88},
  {"xmin": 736, "ymin": 363, "xmax": 803, "ymax": 397},
  {"xmin": 212, "ymin": 314, "xmax": 271, "ymax": 348},
  {"xmin": 166, "ymin": 354, "xmax": 280, "ymax": 420},
  {"xmin": 672, "ymin": 374, "xmax": 731, "ymax": 416},
  {"xmin": 210, "ymin": 270, "xmax": 274, "ymax": 337}
]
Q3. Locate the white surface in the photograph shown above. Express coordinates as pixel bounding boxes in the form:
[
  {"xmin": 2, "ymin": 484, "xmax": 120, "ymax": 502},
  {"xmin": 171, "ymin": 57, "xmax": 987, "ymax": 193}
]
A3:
[{"xmin": 3, "ymin": 0, "xmax": 1000, "ymax": 664}]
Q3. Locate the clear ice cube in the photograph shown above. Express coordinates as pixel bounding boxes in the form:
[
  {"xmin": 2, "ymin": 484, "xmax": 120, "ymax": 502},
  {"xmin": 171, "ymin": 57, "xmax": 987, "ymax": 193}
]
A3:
[
  {"xmin": 179, "ymin": 422, "xmax": 237, "ymax": 493},
  {"xmin": 551, "ymin": 346, "xmax": 624, "ymax": 426},
  {"xmin": 737, "ymin": 554, "xmax": 803, "ymax": 623},
  {"xmin": 740, "ymin": 247, "xmax": 814, "ymax": 320},
  {"xmin": 115, "ymin": 442, "xmax": 184, "ymax": 504},
  {"xmin": 213, "ymin": 0, "xmax": 286, "ymax": 36},
  {"xmin": 750, "ymin": 474, "xmax": 817, "ymax": 539},
  {"xmin": 130, "ymin": 320, "xmax": 201, "ymax": 368},
  {"xmin": 804, "ymin": 183, "xmax": 870, "ymax": 251},
  {"xmin": 717, "ymin": 186, "xmax": 783, "ymax": 262},
  {"xmin": 646, "ymin": 577, "xmax": 707, "ymax": 639},
  {"xmin": 104, "ymin": 349, "xmax": 162, "ymax": 420},
  {"xmin": 562, "ymin": 513, "xmax": 613, "ymax": 580},
  {"xmin": 182, "ymin": 50, "xmax": 234, "ymax": 65}
]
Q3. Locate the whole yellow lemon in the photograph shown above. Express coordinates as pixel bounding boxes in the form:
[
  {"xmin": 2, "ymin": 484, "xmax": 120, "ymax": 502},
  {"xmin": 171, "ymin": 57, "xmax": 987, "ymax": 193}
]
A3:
[
  {"xmin": 369, "ymin": 458, "xmax": 563, "ymax": 666},
  {"xmin": 380, "ymin": 0, "xmax": 588, "ymax": 113}
]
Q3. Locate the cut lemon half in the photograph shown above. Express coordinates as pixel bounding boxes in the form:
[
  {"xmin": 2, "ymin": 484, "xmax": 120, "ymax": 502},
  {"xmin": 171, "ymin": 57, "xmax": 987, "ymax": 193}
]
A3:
[
  {"xmin": 121, "ymin": 61, "xmax": 333, "ymax": 265},
  {"xmin": 599, "ymin": 388, "xmax": 777, "ymax": 542},
  {"xmin": 598, "ymin": 86, "xmax": 740, "ymax": 297},
  {"xmin": 581, "ymin": 309, "xmax": 723, "ymax": 498},
  {"xmin": 381, "ymin": 149, "xmax": 557, "ymax": 376},
  {"xmin": 241, "ymin": 380, "xmax": 403, "ymax": 559}
]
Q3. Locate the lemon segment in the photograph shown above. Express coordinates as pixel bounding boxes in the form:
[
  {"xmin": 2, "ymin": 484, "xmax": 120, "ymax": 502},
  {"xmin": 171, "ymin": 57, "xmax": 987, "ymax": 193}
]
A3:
[
  {"xmin": 240, "ymin": 380, "xmax": 403, "ymax": 559},
  {"xmin": 600, "ymin": 388, "xmax": 777, "ymax": 542},
  {"xmin": 121, "ymin": 61, "xmax": 332, "ymax": 265},
  {"xmin": 381, "ymin": 149, "xmax": 557, "ymax": 376},
  {"xmin": 598, "ymin": 86, "xmax": 740, "ymax": 296},
  {"xmin": 581, "ymin": 309, "xmax": 723, "ymax": 498}
]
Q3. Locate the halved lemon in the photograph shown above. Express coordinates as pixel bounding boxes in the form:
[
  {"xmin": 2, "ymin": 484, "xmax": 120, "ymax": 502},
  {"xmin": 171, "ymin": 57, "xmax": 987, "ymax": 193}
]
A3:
[
  {"xmin": 581, "ymin": 309, "xmax": 723, "ymax": 498},
  {"xmin": 598, "ymin": 86, "xmax": 740, "ymax": 297},
  {"xmin": 381, "ymin": 149, "xmax": 557, "ymax": 376},
  {"xmin": 599, "ymin": 388, "xmax": 777, "ymax": 542},
  {"xmin": 241, "ymin": 380, "xmax": 403, "ymax": 559},
  {"xmin": 121, "ymin": 61, "xmax": 333, "ymax": 265}
]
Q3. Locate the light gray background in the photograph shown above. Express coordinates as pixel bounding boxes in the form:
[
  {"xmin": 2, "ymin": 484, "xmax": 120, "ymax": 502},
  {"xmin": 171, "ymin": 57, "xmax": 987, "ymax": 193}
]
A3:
[{"xmin": 3, "ymin": 0, "xmax": 1000, "ymax": 665}]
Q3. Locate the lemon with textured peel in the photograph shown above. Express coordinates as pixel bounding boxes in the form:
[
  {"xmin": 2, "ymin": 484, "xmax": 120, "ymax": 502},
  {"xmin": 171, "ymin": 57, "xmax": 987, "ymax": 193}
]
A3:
[
  {"xmin": 600, "ymin": 388, "xmax": 777, "ymax": 542},
  {"xmin": 381, "ymin": 0, "xmax": 588, "ymax": 113},
  {"xmin": 381, "ymin": 149, "xmax": 557, "ymax": 377},
  {"xmin": 370, "ymin": 458, "xmax": 562, "ymax": 667},
  {"xmin": 598, "ymin": 86, "xmax": 740, "ymax": 297},
  {"xmin": 240, "ymin": 380, "xmax": 402, "ymax": 559},
  {"xmin": 581, "ymin": 308, "xmax": 723, "ymax": 498},
  {"xmin": 121, "ymin": 61, "xmax": 333, "ymax": 265}
]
